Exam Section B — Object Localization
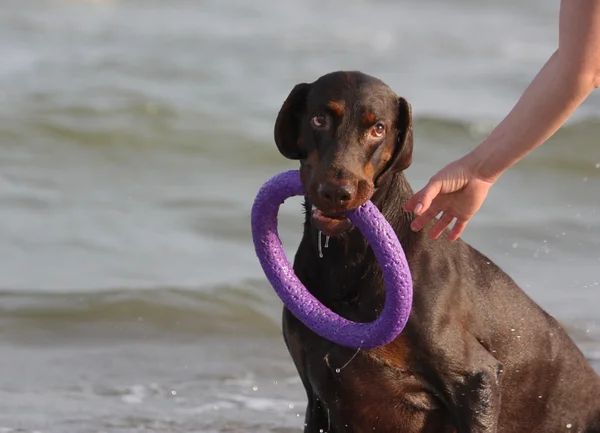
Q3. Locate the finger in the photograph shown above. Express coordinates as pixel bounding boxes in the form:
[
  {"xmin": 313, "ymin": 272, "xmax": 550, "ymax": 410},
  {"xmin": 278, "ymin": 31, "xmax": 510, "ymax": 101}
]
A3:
[
  {"xmin": 410, "ymin": 205, "xmax": 441, "ymax": 232},
  {"xmin": 403, "ymin": 192, "xmax": 422, "ymax": 213},
  {"xmin": 429, "ymin": 213, "xmax": 455, "ymax": 240},
  {"xmin": 447, "ymin": 219, "xmax": 468, "ymax": 242},
  {"xmin": 403, "ymin": 178, "xmax": 443, "ymax": 215}
]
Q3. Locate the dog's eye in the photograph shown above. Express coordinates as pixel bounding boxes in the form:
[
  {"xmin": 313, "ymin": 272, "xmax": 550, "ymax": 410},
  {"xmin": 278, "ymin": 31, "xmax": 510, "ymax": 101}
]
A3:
[
  {"xmin": 311, "ymin": 115, "xmax": 327, "ymax": 128},
  {"xmin": 371, "ymin": 123, "xmax": 386, "ymax": 137}
]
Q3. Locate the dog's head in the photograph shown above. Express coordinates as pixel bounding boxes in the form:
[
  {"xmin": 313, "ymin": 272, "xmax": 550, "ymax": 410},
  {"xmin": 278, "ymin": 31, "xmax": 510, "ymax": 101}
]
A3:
[{"xmin": 274, "ymin": 71, "xmax": 413, "ymax": 237}]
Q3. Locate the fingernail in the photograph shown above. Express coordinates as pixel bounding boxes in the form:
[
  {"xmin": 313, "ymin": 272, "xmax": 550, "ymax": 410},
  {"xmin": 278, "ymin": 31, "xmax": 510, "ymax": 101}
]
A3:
[{"xmin": 414, "ymin": 203, "xmax": 423, "ymax": 215}]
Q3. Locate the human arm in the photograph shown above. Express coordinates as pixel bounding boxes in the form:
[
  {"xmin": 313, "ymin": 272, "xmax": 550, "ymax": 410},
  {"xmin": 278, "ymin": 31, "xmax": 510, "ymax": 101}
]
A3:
[{"xmin": 404, "ymin": 0, "xmax": 600, "ymax": 241}]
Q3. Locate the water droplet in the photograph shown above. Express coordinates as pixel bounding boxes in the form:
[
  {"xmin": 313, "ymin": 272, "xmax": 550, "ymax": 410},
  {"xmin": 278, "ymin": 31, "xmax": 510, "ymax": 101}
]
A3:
[
  {"xmin": 171, "ymin": 390, "xmax": 177, "ymax": 395},
  {"xmin": 335, "ymin": 368, "xmax": 341, "ymax": 373},
  {"xmin": 566, "ymin": 423, "xmax": 572, "ymax": 429},
  {"xmin": 325, "ymin": 236, "xmax": 330, "ymax": 248},
  {"xmin": 252, "ymin": 386, "xmax": 258, "ymax": 391},
  {"xmin": 512, "ymin": 242, "xmax": 518, "ymax": 248},
  {"xmin": 596, "ymin": 163, "xmax": 600, "ymax": 168},
  {"xmin": 288, "ymin": 403, "xmax": 295, "ymax": 409},
  {"xmin": 318, "ymin": 231, "xmax": 324, "ymax": 258}
]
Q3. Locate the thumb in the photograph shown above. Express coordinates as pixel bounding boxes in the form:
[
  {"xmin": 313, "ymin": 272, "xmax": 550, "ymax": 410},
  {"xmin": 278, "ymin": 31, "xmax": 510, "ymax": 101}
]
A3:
[{"xmin": 403, "ymin": 177, "xmax": 443, "ymax": 215}]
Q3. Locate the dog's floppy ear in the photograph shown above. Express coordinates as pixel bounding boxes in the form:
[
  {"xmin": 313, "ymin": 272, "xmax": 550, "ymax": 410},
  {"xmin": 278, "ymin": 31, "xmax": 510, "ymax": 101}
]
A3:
[
  {"xmin": 393, "ymin": 97, "xmax": 414, "ymax": 171},
  {"xmin": 274, "ymin": 83, "xmax": 311, "ymax": 159},
  {"xmin": 375, "ymin": 97, "xmax": 413, "ymax": 185}
]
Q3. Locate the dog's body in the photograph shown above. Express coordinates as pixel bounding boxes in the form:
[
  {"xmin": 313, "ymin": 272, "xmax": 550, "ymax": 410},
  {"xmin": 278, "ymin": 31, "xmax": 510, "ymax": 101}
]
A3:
[{"xmin": 273, "ymin": 71, "xmax": 600, "ymax": 432}]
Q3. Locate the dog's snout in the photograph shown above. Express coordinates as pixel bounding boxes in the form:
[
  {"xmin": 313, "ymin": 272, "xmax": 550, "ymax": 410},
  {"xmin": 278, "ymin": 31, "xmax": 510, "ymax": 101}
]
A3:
[{"xmin": 318, "ymin": 182, "xmax": 355, "ymax": 207}]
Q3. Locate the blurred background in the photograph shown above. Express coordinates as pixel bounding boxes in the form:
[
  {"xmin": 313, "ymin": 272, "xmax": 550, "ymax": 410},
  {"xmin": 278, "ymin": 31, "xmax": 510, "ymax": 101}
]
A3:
[{"xmin": 1, "ymin": 0, "xmax": 599, "ymax": 431}]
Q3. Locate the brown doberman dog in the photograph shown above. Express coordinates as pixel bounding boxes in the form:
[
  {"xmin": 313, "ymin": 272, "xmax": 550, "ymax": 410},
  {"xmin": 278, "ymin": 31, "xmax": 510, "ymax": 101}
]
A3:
[{"xmin": 273, "ymin": 71, "xmax": 600, "ymax": 432}]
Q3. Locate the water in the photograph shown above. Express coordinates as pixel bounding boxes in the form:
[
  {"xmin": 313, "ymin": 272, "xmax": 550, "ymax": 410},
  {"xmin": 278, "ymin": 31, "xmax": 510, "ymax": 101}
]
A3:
[{"xmin": 1, "ymin": 0, "xmax": 599, "ymax": 431}]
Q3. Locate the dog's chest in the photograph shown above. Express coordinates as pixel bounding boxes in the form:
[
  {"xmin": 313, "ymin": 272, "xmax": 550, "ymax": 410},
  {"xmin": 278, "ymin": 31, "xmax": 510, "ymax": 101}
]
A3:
[
  {"xmin": 306, "ymin": 342, "xmax": 452, "ymax": 432},
  {"xmin": 305, "ymin": 263, "xmax": 386, "ymax": 323}
]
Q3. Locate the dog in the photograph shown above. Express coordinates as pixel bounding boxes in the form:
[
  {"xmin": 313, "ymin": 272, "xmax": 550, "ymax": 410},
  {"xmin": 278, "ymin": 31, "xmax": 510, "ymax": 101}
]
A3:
[{"xmin": 273, "ymin": 71, "xmax": 600, "ymax": 432}]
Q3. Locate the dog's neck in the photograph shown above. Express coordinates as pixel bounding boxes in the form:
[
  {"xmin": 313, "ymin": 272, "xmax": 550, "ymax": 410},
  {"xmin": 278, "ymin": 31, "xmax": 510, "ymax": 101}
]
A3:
[{"xmin": 299, "ymin": 172, "xmax": 421, "ymax": 307}]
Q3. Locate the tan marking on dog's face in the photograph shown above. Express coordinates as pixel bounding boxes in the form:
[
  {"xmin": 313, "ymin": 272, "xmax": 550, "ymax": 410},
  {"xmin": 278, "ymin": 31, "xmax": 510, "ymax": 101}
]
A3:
[
  {"xmin": 362, "ymin": 112, "xmax": 377, "ymax": 126},
  {"xmin": 364, "ymin": 161, "xmax": 375, "ymax": 181},
  {"xmin": 327, "ymin": 101, "xmax": 345, "ymax": 117},
  {"xmin": 380, "ymin": 147, "xmax": 393, "ymax": 166}
]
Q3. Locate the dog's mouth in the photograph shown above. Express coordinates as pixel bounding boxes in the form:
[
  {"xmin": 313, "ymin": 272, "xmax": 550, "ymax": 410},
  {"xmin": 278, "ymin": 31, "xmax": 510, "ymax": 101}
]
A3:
[{"xmin": 311, "ymin": 205, "xmax": 354, "ymax": 237}]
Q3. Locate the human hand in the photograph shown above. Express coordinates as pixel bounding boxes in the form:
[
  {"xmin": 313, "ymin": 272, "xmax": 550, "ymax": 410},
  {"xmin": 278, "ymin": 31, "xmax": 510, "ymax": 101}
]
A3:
[{"xmin": 403, "ymin": 156, "xmax": 495, "ymax": 241}]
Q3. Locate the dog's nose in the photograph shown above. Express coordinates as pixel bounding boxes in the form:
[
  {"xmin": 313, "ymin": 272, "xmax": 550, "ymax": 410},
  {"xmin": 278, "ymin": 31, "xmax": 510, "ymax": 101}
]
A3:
[{"xmin": 318, "ymin": 182, "xmax": 355, "ymax": 207}]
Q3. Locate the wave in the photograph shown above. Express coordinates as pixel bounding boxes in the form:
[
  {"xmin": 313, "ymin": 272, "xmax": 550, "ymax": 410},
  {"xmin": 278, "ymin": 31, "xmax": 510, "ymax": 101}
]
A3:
[
  {"xmin": 0, "ymin": 280, "xmax": 284, "ymax": 338},
  {"xmin": 2, "ymin": 279, "xmax": 599, "ymax": 338},
  {"xmin": 415, "ymin": 113, "xmax": 600, "ymax": 139},
  {"xmin": 412, "ymin": 114, "xmax": 600, "ymax": 177},
  {"xmin": 2, "ymin": 281, "xmax": 599, "ymax": 368},
  {"xmin": 11, "ymin": 111, "xmax": 600, "ymax": 143},
  {"xmin": 4, "ymin": 102, "xmax": 600, "ymax": 155}
]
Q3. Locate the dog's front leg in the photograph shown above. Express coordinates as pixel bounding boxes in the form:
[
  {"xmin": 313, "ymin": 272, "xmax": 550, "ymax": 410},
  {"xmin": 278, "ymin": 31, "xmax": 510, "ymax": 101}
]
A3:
[
  {"xmin": 450, "ymin": 361, "xmax": 502, "ymax": 433},
  {"xmin": 431, "ymin": 338, "xmax": 503, "ymax": 433},
  {"xmin": 303, "ymin": 395, "xmax": 333, "ymax": 433}
]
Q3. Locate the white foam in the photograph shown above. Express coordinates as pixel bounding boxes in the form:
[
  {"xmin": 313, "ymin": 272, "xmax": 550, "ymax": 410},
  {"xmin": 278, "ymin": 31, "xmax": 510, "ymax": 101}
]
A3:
[
  {"xmin": 218, "ymin": 392, "xmax": 305, "ymax": 413},
  {"xmin": 120, "ymin": 384, "xmax": 146, "ymax": 405}
]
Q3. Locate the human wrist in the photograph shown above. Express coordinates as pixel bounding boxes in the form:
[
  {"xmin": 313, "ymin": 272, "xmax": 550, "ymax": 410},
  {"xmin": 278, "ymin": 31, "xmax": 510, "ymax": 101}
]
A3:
[{"xmin": 463, "ymin": 141, "xmax": 506, "ymax": 184}]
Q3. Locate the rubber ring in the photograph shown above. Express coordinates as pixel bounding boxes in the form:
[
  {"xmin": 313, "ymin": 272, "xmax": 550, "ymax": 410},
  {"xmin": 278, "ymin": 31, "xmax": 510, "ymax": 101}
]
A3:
[{"xmin": 251, "ymin": 170, "xmax": 413, "ymax": 349}]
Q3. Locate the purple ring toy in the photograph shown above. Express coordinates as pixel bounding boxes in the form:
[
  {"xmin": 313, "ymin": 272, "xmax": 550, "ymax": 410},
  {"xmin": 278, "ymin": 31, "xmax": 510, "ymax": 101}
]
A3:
[{"xmin": 251, "ymin": 170, "xmax": 413, "ymax": 349}]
